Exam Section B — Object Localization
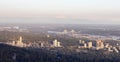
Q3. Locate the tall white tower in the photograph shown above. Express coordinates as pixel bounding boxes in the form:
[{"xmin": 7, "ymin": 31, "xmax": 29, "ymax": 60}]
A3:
[
  {"xmin": 53, "ymin": 39, "xmax": 58, "ymax": 47},
  {"xmin": 16, "ymin": 36, "xmax": 24, "ymax": 47},
  {"xmin": 88, "ymin": 42, "xmax": 93, "ymax": 48},
  {"xmin": 57, "ymin": 42, "xmax": 61, "ymax": 47},
  {"xmin": 19, "ymin": 36, "xmax": 22, "ymax": 42},
  {"xmin": 53, "ymin": 39, "xmax": 61, "ymax": 47}
]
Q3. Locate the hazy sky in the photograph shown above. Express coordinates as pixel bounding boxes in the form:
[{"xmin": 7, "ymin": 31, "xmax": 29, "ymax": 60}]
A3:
[{"xmin": 0, "ymin": 0, "xmax": 120, "ymax": 24}]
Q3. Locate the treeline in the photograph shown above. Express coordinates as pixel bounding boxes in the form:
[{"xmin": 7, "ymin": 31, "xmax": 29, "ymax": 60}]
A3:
[
  {"xmin": 0, "ymin": 31, "xmax": 80, "ymax": 46},
  {"xmin": 0, "ymin": 44, "xmax": 120, "ymax": 62}
]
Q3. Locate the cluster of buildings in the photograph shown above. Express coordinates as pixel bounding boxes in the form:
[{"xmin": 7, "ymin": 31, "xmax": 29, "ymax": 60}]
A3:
[
  {"xmin": 8, "ymin": 36, "xmax": 62, "ymax": 48},
  {"xmin": 3, "ymin": 36, "xmax": 120, "ymax": 53},
  {"xmin": 52, "ymin": 39, "xmax": 62, "ymax": 47},
  {"xmin": 9, "ymin": 36, "xmax": 28, "ymax": 47},
  {"xmin": 78, "ymin": 40, "xmax": 104, "ymax": 49},
  {"xmin": 78, "ymin": 40, "xmax": 119, "ymax": 53}
]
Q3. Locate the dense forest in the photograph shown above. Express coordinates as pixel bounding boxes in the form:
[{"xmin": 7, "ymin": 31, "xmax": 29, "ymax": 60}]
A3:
[{"xmin": 0, "ymin": 44, "xmax": 120, "ymax": 62}]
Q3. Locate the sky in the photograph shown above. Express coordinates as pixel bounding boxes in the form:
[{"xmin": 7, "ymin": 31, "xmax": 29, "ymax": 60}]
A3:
[{"xmin": 0, "ymin": 0, "xmax": 120, "ymax": 24}]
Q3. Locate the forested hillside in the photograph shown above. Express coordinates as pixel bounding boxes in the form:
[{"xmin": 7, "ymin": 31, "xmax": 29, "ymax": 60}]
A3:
[{"xmin": 0, "ymin": 44, "xmax": 120, "ymax": 62}]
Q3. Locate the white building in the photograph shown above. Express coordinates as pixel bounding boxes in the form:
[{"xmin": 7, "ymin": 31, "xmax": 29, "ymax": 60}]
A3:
[
  {"xmin": 88, "ymin": 42, "xmax": 93, "ymax": 48},
  {"xmin": 96, "ymin": 40, "xmax": 104, "ymax": 50},
  {"xmin": 53, "ymin": 39, "xmax": 61, "ymax": 47},
  {"xmin": 12, "ymin": 36, "xmax": 26, "ymax": 47}
]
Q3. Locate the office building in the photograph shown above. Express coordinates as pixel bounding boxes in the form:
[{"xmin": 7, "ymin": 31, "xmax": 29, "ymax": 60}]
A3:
[
  {"xmin": 53, "ymin": 39, "xmax": 61, "ymax": 47},
  {"xmin": 88, "ymin": 42, "xmax": 93, "ymax": 48},
  {"xmin": 96, "ymin": 40, "xmax": 104, "ymax": 50}
]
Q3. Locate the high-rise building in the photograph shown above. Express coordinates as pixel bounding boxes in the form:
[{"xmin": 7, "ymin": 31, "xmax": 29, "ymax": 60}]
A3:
[
  {"xmin": 16, "ymin": 36, "xmax": 24, "ymax": 47},
  {"xmin": 11, "ymin": 36, "xmax": 26, "ymax": 47},
  {"xmin": 88, "ymin": 42, "xmax": 93, "ymax": 48},
  {"xmin": 53, "ymin": 39, "xmax": 61, "ymax": 47},
  {"xmin": 57, "ymin": 42, "xmax": 61, "ymax": 47},
  {"xmin": 96, "ymin": 40, "xmax": 104, "ymax": 50},
  {"xmin": 19, "ymin": 36, "xmax": 22, "ymax": 42},
  {"xmin": 53, "ymin": 39, "xmax": 58, "ymax": 47},
  {"xmin": 84, "ymin": 43, "xmax": 87, "ymax": 48}
]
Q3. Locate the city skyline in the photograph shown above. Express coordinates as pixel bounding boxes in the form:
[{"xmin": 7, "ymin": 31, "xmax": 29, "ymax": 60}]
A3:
[{"xmin": 0, "ymin": 0, "xmax": 120, "ymax": 24}]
